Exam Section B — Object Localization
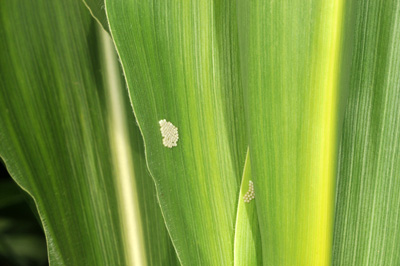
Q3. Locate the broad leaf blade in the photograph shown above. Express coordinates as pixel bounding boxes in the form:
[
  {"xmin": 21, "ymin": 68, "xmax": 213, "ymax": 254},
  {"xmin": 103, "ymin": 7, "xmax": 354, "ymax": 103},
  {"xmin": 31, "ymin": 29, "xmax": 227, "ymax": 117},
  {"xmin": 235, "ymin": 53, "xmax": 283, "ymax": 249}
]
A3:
[
  {"xmin": 237, "ymin": 1, "xmax": 347, "ymax": 265},
  {"xmin": 106, "ymin": 0, "xmax": 247, "ymax": 264},
  {"xmin": 0, "ymin": 2, "xmax": 128, "ymax": 263},
  {"xmin": 128, "ymin": 121, "xmax": 179, "ymax": 266},
  {"xmin": 0, "ymin": 1, "xmax": 176, "ymax": 265},
  {"xmin": 99, "ymin": 28, "xmax": 178, "ymax": 266},
  {"xmin": 333, "ymin": 1, "xmax": 400, "ymax": 265}
]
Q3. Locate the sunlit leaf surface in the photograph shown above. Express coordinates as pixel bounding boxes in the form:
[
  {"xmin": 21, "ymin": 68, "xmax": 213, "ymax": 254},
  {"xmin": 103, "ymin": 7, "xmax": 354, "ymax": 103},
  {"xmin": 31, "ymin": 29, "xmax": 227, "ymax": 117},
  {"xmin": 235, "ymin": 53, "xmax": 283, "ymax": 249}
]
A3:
[
  {"xmin": 106, "ymin": 0, "xmax": 247, "ymax": 264},
  {"xmin": 234, "ymin": 150, "xmax": 262, "ymax": 265},
  {"xmin": 237, "ymin": 0, "xmax": 349, "ymax": 264},
  {"xmin": 1, "ymin": 0, "xmax": 399, "ymax": 265}
]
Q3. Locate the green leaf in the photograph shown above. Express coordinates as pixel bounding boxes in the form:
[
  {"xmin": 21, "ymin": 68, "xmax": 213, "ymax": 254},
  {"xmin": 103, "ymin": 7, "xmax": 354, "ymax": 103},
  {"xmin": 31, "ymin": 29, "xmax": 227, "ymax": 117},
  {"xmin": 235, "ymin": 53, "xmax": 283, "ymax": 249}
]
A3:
[
  {"xmin": 3, "ymin": 0, "xmax": 399, "ymax": 265},
  {"xmin": 106, "ymin": 0, "xmax": 247, "ymax": 264},
  {"xmin": 234, "ymin": 149, "xmax": 262, "ymax": 265},
  {"xmin": 127, "ymin": 121, "xmax": 179, "ymax": 266},
  {"xmin": 98, "ymin": 27, "xmax": 178, "ymax": 266},
  {"xmin": 82, "ymin": 0, "xmax": 109, "ymax": 32},
  {"xmin": 0, "ymin": 0, "xmax": 176, "ymax": 265},
  {"xmin": 237, "ymin": 0, "xmax": 349, "ymax": 265},
  {"xmin": 332, "ymin": 1, "xmax": 400, "ymax": 265}
]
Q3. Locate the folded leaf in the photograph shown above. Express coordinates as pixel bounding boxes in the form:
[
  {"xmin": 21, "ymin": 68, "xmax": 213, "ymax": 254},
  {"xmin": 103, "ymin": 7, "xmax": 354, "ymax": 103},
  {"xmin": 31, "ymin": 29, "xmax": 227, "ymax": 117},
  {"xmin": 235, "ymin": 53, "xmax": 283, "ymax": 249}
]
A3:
[
  {"xmin": 82, "ymin": 0, "xmax": 109, "ymax": 32},
  {"xmin": 234, "ymin": 150, "xmax": 262, "ymax": 265}
]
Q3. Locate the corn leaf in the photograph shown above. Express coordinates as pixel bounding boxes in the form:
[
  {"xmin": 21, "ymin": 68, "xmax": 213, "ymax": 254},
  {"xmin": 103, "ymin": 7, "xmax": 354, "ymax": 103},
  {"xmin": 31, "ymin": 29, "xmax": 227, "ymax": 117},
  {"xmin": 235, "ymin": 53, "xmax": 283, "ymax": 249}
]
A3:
[
  {"xmin": 0, "ymin": 0, "xmax": 176, "ymax": 265},
  {"xmin": 237, "ymin": 0, "xmax": 349, "ymax": 265},
  {"xmin": 332, "ymin": 1, "xmax": 400, "ymax": 265},
  {"xmin": 99, "ymin": 29, "xmax": 178, "ymax": 266},
  {"xmin": 2, "ymin": 0, "xmax": 400, "ymax": 265},
  {"xmin": 106, "ymin": 0, "xmax": 400, "ymax": 265},
  {"xmin": 105, "ymin": 0, "xmax": 247, "ymax": 264},
  {"xmin": 234, "ymin": 150, "xmax": 262, "ymax": 265}
]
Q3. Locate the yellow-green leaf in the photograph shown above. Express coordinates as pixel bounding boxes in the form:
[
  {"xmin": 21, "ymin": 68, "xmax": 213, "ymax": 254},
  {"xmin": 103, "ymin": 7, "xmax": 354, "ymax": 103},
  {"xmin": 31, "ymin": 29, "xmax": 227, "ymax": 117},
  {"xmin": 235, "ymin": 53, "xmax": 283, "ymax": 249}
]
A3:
[
  {"xmin": 234, "ymin": 149, "xmax": 262, "ymax": 265},
  {"xmin": 237, "ymin": 0, "xmax": 348, "ymax": 264},
  {"xmin": 105, "ymin": 0, "xmax": 247, "ymax": 264}
]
